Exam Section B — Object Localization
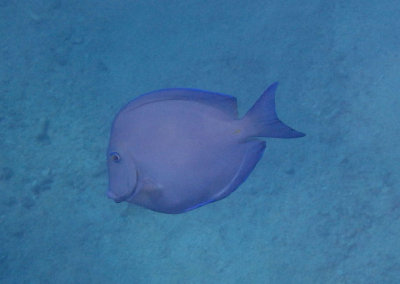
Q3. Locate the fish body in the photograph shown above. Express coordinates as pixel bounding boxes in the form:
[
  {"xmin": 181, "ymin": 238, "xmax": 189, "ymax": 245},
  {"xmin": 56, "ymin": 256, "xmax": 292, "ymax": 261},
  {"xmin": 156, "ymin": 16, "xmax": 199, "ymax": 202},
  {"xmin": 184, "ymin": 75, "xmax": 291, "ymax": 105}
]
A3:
[{"xmin": 107, "ymin": 83, "xmax": 304, "ymax": 214}]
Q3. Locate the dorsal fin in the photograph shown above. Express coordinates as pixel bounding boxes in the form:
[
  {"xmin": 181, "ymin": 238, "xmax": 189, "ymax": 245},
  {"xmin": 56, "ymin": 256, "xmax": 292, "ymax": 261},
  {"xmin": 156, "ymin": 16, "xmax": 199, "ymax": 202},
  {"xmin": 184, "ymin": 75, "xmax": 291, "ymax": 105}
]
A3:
[{"xmin": 121, "ymin": 88, "xmax": 238, "ymax": 118}]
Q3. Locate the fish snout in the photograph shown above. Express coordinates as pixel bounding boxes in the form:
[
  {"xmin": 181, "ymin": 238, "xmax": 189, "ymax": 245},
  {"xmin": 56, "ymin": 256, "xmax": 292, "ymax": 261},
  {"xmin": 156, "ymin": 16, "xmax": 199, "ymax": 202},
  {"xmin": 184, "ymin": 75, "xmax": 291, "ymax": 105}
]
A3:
[{"xmin": 107, "ymin": 190, "xmax": 124, "ymax": 203}]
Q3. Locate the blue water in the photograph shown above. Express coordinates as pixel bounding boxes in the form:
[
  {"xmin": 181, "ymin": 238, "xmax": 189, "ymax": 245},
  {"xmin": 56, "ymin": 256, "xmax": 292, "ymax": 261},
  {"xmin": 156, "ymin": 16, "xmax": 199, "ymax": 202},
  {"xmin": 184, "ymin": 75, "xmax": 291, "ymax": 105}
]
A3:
[{"xmin": 1, "ymin": 1, "xmax": 399, "ymax": 283}]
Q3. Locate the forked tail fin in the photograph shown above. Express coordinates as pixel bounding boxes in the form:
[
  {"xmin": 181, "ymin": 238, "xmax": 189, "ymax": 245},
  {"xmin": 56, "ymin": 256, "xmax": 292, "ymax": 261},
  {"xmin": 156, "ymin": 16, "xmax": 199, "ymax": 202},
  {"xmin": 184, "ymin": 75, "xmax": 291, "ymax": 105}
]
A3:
[{"xmin": 242, "ymin": 82, "xmax": 305, "ymax": 138}]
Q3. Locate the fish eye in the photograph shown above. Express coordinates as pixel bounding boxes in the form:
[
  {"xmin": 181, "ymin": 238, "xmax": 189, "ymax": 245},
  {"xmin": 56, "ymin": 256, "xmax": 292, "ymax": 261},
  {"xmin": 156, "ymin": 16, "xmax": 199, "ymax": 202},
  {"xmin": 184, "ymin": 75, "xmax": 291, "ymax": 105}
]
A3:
[{"xmin": 109, "ymin": 152, "xmax": 121, "ymax": 163}]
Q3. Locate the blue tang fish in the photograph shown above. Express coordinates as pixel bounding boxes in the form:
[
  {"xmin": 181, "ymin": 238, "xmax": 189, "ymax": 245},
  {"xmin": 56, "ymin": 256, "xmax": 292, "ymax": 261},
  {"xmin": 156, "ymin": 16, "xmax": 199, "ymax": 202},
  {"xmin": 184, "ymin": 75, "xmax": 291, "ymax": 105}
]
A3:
[{"xmin": 107, "ymin": 82, "xmax": 305, "ymax": 214}]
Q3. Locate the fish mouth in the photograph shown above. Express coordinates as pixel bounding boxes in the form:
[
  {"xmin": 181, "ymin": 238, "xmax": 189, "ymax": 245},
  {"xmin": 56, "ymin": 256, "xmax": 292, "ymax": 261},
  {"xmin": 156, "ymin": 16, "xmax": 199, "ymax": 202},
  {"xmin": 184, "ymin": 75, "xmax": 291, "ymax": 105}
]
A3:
[
  {"xmin": 107, "ymin": 191, "xmax": 126, "ymax": 203},
  {"xmin": 108, "ymin": 186, "xmax": 136, "ymax": 203},
  {"xmin": 113, "ymin": 197, "xmax": 125, "ymax": 203}
]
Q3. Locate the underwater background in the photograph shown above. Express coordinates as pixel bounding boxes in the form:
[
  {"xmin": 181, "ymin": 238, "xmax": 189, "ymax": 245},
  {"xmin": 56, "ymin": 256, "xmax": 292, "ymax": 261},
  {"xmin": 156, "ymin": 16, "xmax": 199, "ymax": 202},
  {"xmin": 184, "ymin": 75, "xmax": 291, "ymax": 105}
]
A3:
[{"xmin": 1, "ymin": 1, "xmax": 399, "ymax": 283}]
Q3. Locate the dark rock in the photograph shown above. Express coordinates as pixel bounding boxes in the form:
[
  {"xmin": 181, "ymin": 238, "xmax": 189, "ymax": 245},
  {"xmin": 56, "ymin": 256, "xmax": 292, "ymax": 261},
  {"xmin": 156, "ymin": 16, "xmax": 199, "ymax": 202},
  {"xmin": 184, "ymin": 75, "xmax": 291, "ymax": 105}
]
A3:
[
  {"xmin": 21, "ymin": 197, "xmax": 35, "ymax": 209},
  {"xmin": 32, "ymin": 177, "xmax": 53, "ymax": 195},
  {"xmin": 285, "ymin": 168, "xmax": 295, "ymax": 175},
  {"xmin": 12, "ymin": 230, "xmax": 25, "ymax": 239},
  {"xmin": 36, "ymin": 119, "xmax": 51, "ymax": 144},
  {"xmin": 3, "ymin": 197, "xmax": 17, "ymax": 207},
  {"xmin": 0, "ymin": 167, "xmax": 13, "ymax": 181}
]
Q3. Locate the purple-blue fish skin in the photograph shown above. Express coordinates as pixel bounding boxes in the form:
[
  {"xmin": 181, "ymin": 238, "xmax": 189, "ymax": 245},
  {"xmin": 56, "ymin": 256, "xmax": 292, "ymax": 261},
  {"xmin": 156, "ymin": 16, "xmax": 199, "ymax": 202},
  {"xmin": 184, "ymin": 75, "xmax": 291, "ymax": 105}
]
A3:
[{"xmin": 107, "ymin": 83, "xmax": 305, "ymax": 214}]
